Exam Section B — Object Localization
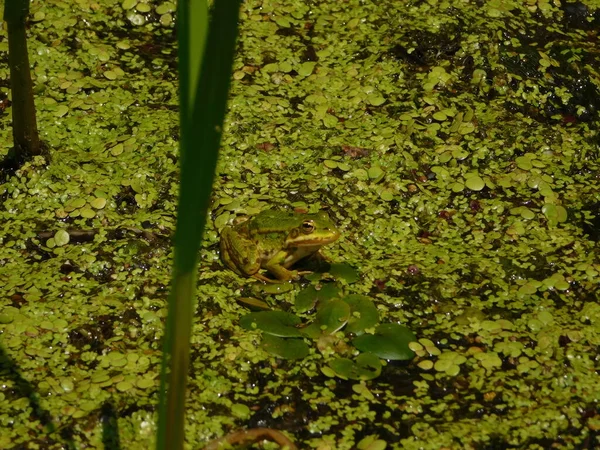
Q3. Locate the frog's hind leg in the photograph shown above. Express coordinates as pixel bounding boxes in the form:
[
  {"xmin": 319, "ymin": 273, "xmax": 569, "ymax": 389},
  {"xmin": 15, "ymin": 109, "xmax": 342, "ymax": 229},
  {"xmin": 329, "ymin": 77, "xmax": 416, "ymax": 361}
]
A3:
[
  {"xmin": 252, "ymin": 272, "xmax": 280, "ymax": 283},
  {"xmin": 220, "ymin": 229, "xmax": 261, "ymax": 277}
]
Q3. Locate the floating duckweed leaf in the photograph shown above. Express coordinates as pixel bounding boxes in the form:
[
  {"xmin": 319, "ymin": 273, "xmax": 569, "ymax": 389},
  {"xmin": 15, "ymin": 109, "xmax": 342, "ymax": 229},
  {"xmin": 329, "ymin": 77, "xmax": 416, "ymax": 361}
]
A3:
[
  {"xmin": 451, "ymin": 147, "xmax": 468, "ymax": 160},
  {"xmin": 68, "ymin": 198, "xmax": 86, "ymax": 210},
  {"xmin": 122, "ymin": 0, "xmax": 137, "ymax": 9},
  {"xmin": 301, "ymin": 299, "xmax": 351, "ymax": 338},
  {"xmin": 136, "ymin": 2, "xmax": 151, "ymax": 12},
  {"xmin": 321, "ymin": 365, "xmax": 336, "ymax": 377},
  {"xmin": 538, "ymin": 310, "xmax": 554, "ymax": 325},
  {"xmin": 91, "ymin": 372, "xmax": 110, "ymax": 384},
  {"xmin": 0, "ymin": 313, "xmax": 14, "ymax": 324},
  {"xmin": 55, "ymin": 105, "xmax": 69, "ymax": 117},
  {"xmin": 454, "ymin": 307, "xmax": 486, "ymax": 325},
  {"xmin": 262, "ymin": 63, "xmax": 279, "ymax": 73},
  {"xmin": 240, "ymin": 311, "xmax": 302, "ymax": 337},
  {"xmin": 368, "ymin": 165, "xmax": 384, "ymax": 181},
  {"xmin": 80, "ymin": 207, "xmax": 96, "ymax": 219},
  {"xmin": 274, "ymin": 16, "xmax": 291, "ymax": 27},
  {"xmin": 214, "ymin": 212, "xmax": 231, "ymax": 230},
  {"xmin": 417, "ymin": 360, "xmax": 434, "ymax": 370},
  {"xmin": 298, "ymin": 61, "xmax": 316, "ymax": 77},
  {"xmin": 450, "ymin": 182, "xmax": 464, "ymax": 192},
  {"xmin": 80, "ymin": 401, "xmax": 98, "ymax": 412},
  {"xmin": 357, "ymin": 435, "xmax": 387, "ymax": 450},
  {"xmin": 322, "ymin": 111, "xmax": 343, "ymax": 128},
  {"xmin": 60, "ymin": 378, "xmax": 74, "ymax": 393},
  {"xmin": 110, "ymin": 143, "xmax": 124, "ymax": 156},
  {"xmin": 346, "ymin": 17, "xmax": 360, "ymax": 28},
  {"xmin": 542, "ymin": 204, "xmax": 567, "ymax": 223},
  {"xmin": 104, "ymin": 70, "xmax": 117, "ymax": 80},
  {"xmin": 158, "ymin": 12, "xmax": 172, "ymax": 25},
  {"xmin": 155, "ymin": 1, "xmax": 175, "ymax": 14},
  {"xmin": 324, "ymin": 159, "xmax": 339, "ymax": 169},
  {"xmin": 352, "ymin": 323, "xmax": 416, "ymax": 360},
  {"xmin": 116, "ymin": 381, "xmax": 133, "ymax": 392},
  {"xmin": 380, "ymin": 189, "xmax": 394, "ymax": 201},
  {"xmin": 520, "ymin": 207, "xmax": 535, "ymax": 220},
  {"xmin": 327, "ymin": 263, "xmax": 359, "ymax": 283},
  {"xmin": 295, "ymin": 283, "xmax": 340, "ymax": 313},
  {"xmin": 458, "ymin": 122, "xmax": 475, "ymax": 134},
  {"xmin": 279, "ymin": 61, "xmax": 292, "ymax": 73},
  {"xmin": 518, "ymin": 280, "xmax": 541, "ymax": 295},
  {"xmin": 344, "ymin": 294, "xmax": 379, "ymax": 335},
  {"xmin": 368, "ymin": 93, "xmax": 386, "ymax": 106},
  {"xmin": 543, "ymin": 273, "xmax": 570, "ymax": 291},
  {"xmin": 465, "ymin": 175, "xmax": 485, "ymax": 191},
  {"xmin": 136, "ymin": 378, "xmax": 154, "ymax": 389},
  {"xmin": 90, "ymin": 197, "xmax": 107, "ymax": 209},
  {"xmin": 261, "ymin": 334, "xmax": 309, "ymax": 360},
  {"xmin": 231, "ymin": 403, "xmax": 251, "ymax": 419},
  {"xmin": 54, "ymin": 230, "xmax": 70, "ymax": 247},
  {"xmin": 439, "ymin": 152, "xmax": 452, "ymax": 163},
  {"xmin": 515, "ymin": 156, "xmax": 533, "ymax": 170},
  {"xmin": 328, "ymin": 352, "xmax": 382, "ymax": 380},
  {"xmin": 433, "ymin": 111, "xmax": 447, "ymax": 121},
  {"xmin": 434, "ymin": 351, "xmax": 467, "ymax": 376},
  {"xmin": 473, "ymin": 351, "xmax": 502, "ymax": 369}
]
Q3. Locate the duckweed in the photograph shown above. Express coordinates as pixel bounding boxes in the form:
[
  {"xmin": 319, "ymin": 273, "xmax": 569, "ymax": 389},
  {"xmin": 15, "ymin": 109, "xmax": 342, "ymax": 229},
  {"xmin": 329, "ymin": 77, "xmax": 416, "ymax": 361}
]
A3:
[{"xmin": 2, "ymin": 0, "xmax": 600, "ymax": 448}]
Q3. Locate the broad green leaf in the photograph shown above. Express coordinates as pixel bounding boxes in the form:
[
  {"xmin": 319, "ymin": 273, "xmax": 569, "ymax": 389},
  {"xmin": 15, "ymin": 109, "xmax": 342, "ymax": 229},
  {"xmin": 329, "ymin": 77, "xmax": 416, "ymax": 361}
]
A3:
[
  {"xmin": 353, "ymin": 323, "xmax": 416, "ymax": 360},
  {"xmin": 328, "ymin": 352, "xmax": 382, "ymax": 380},
  {"xmin": 344, "ymin": 294, "xmax": 379, "ymax": 335},
  {"xmin": 301, "ymin": 299, "xmax": 351, "ymax": 338},
  {"xmin": 295, "ymin": 283, "xmax": 340, "ymax": 313},
  {"xmin": 240, "ymin": 311, "xmax": 302, "ymax": 337},
  {"xmin": 261, "ymin": 334, "xmax": 310, "ymax": 360}
]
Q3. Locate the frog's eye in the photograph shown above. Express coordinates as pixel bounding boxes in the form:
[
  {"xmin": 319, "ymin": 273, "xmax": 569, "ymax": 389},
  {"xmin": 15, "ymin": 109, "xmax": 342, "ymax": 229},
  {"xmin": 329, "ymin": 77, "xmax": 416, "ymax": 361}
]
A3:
[{"xmin": 301, "ymin": 220, "xmax": 315, "ymax": 234}]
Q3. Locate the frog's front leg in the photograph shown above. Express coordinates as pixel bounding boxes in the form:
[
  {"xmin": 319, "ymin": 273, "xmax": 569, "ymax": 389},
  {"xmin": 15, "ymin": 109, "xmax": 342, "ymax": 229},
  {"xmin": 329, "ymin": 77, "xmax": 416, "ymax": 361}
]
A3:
[
  {"xmin": 263, "ymin": 250, "xmax": 300, "ymax": 282},
  {"xmin": 220, "ymin": 227, "xmax": 261, "ymax": 277}
]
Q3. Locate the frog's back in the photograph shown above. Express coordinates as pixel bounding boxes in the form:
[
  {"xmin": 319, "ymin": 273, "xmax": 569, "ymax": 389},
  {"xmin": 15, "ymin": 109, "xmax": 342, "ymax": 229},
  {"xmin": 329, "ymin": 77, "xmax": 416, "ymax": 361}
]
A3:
[{"xmin": 250, "ymin": 209, "xmax": 302, "ymax": 232}]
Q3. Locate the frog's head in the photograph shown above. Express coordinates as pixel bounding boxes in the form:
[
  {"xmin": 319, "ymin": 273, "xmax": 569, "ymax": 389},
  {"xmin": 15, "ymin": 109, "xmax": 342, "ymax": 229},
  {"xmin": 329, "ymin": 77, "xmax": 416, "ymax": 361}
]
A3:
[{"xmin": 286, "ymin": 212, "xmax": 340, "ymax": 247}]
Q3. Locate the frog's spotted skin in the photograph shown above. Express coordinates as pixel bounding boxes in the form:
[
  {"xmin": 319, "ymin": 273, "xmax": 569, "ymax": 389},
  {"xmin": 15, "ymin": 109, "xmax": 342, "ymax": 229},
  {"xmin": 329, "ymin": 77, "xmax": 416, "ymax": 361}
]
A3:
[{"xmin": 220, "ymin": 210, "xmax": 340, "ymax": 282}]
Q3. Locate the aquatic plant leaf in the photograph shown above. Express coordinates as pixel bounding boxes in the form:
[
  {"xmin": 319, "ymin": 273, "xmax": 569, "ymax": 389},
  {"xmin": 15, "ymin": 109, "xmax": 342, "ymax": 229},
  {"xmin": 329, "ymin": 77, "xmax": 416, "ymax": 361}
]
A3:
[
  {"xmin": 328, "ymin": 263, "xmax": 360, "ymax": 283},
  {"xmin": 353, "ymin": 323, "xmax": 416, "ymax": 360},
  {"xmin": 261, "ymin": 334, "xmax": 310, "ymax": 360},
  {"xmin": 240, "ymin": 311, "xmax": 302, "ymax": 337},
  {"xmin": 344, "ymin": 294, "xmax": 379, "ymax": 335},
  {"xmin": 295, "ymin": 283, "xmax": 341, "ymax": 313},
  {"xmin": 328, "ymin": 352, "xmax": 382, "ymax": 380},
  {"xmin": 301, "ymin": 299, "xmax": 351, "ymax": 339}
]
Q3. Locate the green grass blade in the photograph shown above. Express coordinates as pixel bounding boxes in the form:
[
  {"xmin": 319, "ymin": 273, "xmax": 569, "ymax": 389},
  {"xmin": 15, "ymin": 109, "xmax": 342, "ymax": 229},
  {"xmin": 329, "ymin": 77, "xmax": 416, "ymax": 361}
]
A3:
[{"xmin": 156, "ymin": 1, "xmax": 242, "ymax": 450}]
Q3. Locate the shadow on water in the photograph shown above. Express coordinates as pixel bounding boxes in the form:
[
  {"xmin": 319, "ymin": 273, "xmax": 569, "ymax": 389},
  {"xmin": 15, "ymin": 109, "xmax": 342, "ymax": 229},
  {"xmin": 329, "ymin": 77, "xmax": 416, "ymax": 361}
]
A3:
[
  {"xmin": 0, "ymin": 344, "xmax": 76, "ymax": 448},
  {"xmin": 101, "ymin": 400, "xmax": 122, "ymax": 450},
  {"xmin": 0, "ymin": 345, "xmax": 123, "ymax": 449}
]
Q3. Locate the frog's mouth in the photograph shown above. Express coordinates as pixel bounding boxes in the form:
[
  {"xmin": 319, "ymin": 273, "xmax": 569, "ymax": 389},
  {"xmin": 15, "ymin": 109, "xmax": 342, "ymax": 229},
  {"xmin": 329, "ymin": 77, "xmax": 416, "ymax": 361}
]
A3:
[{"xmin": 290, "ymin": 231, "xmax": 341, "ymax": 246}]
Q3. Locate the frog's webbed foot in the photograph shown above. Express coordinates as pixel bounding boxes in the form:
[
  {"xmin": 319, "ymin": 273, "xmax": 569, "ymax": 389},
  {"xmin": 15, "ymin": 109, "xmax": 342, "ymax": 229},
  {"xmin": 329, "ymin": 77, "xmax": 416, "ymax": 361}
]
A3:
[
  {"xmin": 253, "ymin": 268, "xmax": 315, "ymax": 283},
  {"xmin": 295, "ymin": 269, "xmax": 313, "ymax": 276}
]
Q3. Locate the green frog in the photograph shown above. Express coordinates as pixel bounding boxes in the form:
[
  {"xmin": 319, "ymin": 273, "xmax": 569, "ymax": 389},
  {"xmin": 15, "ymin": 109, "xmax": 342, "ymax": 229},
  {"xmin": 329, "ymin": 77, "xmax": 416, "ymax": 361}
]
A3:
[{"xmin": 220, "ymin": 209, "xmax": 340, "ymax": 282}]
